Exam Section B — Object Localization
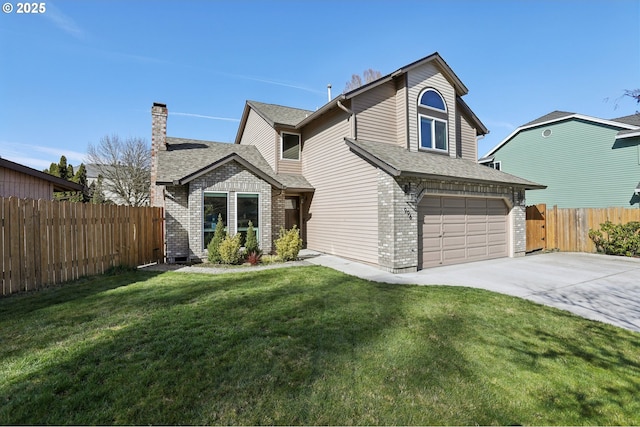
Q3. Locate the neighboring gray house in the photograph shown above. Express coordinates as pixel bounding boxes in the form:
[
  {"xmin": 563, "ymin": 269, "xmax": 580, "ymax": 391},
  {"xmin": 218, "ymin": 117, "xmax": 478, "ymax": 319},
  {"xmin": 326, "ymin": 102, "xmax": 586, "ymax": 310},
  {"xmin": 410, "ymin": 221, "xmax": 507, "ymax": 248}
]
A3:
[
  {"xmin": 151, "ymin": 52, "xmax": 543, "ymax": 271},
  {"xmin": 480, "ymin": 111, "xmax": 640, "ymax": 208}
]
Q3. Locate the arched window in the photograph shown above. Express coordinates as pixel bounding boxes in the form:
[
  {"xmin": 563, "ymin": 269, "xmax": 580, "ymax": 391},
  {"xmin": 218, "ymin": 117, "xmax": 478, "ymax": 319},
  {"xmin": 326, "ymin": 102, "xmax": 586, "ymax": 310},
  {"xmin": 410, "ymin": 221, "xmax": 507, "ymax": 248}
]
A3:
[
  {"xmin": 419, "ymin": 89, "xmax": 446, "ymax": 112},
  {"xmin": 418, "ymin": 88, "xmax": 448, "ymax": 151}
]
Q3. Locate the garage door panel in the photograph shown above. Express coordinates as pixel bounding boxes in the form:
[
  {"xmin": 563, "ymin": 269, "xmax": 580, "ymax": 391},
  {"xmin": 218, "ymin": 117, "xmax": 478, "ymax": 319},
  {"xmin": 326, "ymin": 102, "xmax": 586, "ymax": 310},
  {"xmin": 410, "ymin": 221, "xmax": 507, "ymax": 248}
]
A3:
[
  {"xmin": 488, "ymin": 233, "xmax": 507, "ymax": 244},
  {"xmin": 488, "ymin": 244, "xmax": 508, "ymax": 255},
  {"xmin": 422, "ymin": 251, "xmax": 442, "ymax": 267},
  {"xmin": 467, "ymin": 223, "xmax": 488, "ymax": 233},
  {"xmin": 467, "ymin": 235, "xmax": 488, "ymax": 246},
  {"xmin": 423, "ymin": 238, "xmax": 442, "ymax": 250},
  {"xmin": 419, "ymin": 196, "xmax": 508, "ymax": 269},
  {"xmin": 443, "ymin": 223, "xmax": 466, "ymax": 234},
  {"xmin": 443, "ymin": 235, "xmax": 466, "ymax": 248},
  {"xmin": 467, "ymin": 246, "xmax": 489, "ymax": 258},
  {"xmin": 443, "ymin": 248, "xmax": 466, "ymax": 263}
]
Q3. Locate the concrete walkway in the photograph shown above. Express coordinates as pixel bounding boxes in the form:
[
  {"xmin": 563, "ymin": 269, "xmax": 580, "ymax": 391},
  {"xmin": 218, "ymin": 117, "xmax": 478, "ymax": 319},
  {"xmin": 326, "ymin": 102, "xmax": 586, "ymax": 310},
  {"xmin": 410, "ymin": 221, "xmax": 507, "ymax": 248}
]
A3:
[{"xmin": 304, "ymin": 251, "xmax": 640, "ymax": 333}]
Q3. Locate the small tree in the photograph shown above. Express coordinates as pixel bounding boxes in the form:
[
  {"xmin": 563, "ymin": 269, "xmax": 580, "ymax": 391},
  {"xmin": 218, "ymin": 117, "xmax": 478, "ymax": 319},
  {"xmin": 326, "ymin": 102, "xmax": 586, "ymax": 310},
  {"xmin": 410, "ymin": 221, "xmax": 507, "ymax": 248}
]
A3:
[
  {"xmin": 207, "ymin": 214, "xmax": 227, "ymax": 263},
  {"xmin": 245, "ymin": 221, "xmax": 260, "ymax": 255},
  {"xmin": 275, "ymin": 225, "xmax": 303, "ymax": 261}
]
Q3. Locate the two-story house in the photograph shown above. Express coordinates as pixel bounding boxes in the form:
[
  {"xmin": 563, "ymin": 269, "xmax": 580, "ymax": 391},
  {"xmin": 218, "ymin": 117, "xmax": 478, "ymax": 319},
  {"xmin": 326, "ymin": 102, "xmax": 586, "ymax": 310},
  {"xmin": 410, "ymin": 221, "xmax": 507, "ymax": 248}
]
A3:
[{"xmin": 151, "ymin": 53, "xmax": 543, "ymax": 271}]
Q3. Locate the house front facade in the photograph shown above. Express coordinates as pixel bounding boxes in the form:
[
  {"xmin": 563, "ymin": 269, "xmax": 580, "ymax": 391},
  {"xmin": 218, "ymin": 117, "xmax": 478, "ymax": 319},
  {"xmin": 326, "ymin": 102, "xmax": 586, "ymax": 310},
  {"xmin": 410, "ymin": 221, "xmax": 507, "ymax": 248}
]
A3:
[
  {"xmin": 151, "ymin": 53, "xmax": 543, "ymax": 271},
  {"xmin": 480, "ymin": 111, "xmax": 640, "ymax": 208}
]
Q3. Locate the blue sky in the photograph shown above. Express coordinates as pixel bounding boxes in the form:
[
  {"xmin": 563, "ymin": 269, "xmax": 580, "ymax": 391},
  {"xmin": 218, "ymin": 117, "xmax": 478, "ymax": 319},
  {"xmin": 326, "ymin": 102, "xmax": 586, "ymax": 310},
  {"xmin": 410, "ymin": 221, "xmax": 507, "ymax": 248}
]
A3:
[{"xmin": 1, "ymin": 0, "xmax": 638, "ymax": 170}]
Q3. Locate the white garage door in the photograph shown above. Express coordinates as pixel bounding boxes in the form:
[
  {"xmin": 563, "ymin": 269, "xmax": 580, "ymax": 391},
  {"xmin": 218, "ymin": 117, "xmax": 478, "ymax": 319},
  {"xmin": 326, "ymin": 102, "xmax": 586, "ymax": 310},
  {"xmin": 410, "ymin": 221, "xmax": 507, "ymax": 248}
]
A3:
[{"xmin": 419, "ymin": 196, "xmax": 508, "ymax": 268}]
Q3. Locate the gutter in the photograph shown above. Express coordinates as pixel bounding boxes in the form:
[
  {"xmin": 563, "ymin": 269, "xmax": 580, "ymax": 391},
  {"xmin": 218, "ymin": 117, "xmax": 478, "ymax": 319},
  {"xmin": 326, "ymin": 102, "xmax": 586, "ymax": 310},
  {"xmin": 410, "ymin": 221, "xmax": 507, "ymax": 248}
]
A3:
[{"xmin": 337, "ymin": 100, "xmax": 356, "ymax": 139}]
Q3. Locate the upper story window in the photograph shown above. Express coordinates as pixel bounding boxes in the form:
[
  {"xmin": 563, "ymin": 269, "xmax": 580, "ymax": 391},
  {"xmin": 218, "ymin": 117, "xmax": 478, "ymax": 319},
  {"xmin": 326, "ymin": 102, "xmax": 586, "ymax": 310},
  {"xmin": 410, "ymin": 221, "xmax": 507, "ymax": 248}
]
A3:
[
  {"xmin": 418, "ymin": 88, "xmax": 448, "ymax": 152},
  {"xmin": 281, "ymin": 132, "xmax": 301, "ymax": 160},
  {"xmin": 488, "ymin": 161, "xmax": 501, "ymax": 171}
]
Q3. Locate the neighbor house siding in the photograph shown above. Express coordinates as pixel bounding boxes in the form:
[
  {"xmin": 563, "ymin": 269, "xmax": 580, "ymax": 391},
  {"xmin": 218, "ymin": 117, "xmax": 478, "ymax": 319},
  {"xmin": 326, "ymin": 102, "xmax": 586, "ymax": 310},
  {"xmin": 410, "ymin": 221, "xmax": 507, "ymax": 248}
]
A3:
[
  {"xmin": 352, "ymin": 80, "xmax": 397, "ymax": 144},
  {"xmin": 407, "ymin": 62, "xmax": 457, "ymax": 156},
  {"xmin": 302, "ymin": 109, "xmax": 379, "ymax": 265},
  {"xmin": 493, "ymin": 119, "xmax": 640, "ymax": 208},
  {"xmin": 239, "ymin": 109, "xmax": 278, "ymax": 171},
  {"xmin": 457, "ymin": 109, "xmax": 477, "ymax": 160},
  {"xmin": 0, "ymin": 167, "xmax": 53, "ymax": 199}
]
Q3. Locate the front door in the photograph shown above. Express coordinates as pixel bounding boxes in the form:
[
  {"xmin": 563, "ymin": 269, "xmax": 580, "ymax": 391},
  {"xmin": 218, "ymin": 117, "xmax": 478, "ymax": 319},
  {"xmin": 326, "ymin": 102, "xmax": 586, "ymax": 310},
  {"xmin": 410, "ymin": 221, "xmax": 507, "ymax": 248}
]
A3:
[{"xmin": 285, "ymin": 196, "xmax": 300, "ymax": 230}]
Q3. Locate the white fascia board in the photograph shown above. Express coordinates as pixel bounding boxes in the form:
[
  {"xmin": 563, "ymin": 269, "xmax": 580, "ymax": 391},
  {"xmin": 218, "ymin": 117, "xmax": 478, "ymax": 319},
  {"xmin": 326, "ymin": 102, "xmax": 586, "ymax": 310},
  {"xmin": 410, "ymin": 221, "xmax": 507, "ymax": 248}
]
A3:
[{"xmin": 616, "ymin": 130, "xmax": 640, "ymax": 140}]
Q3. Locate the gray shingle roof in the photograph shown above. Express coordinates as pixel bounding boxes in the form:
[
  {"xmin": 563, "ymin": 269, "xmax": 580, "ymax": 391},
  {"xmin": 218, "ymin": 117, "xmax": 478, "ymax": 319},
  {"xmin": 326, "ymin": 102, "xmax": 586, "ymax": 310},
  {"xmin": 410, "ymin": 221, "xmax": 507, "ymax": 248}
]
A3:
[
  {"xmin": 157, "ymin": 137, "xmax": 313, "ymax": 190},
  {"xmin": 247, "ymin": 101, "xmax": 313, "ymax": 127},
  {"xmin": 522, "ymin": 111, "xmax": 574, "ymax": 127},
  {"xmin": 346, "ymin": 139, "xmax": 545, "ymax": 189},
  {"xmin": 612, "ymin": 113, "xmax": 640, "ymax": 127}
]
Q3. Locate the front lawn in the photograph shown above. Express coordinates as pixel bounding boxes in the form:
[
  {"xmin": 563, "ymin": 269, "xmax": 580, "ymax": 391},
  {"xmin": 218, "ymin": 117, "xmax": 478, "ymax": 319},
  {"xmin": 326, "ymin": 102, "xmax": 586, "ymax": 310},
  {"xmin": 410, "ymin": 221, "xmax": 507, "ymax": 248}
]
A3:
[{"xmin": 1, "ymin": 266, "xmax": 638, "ymax": 425}]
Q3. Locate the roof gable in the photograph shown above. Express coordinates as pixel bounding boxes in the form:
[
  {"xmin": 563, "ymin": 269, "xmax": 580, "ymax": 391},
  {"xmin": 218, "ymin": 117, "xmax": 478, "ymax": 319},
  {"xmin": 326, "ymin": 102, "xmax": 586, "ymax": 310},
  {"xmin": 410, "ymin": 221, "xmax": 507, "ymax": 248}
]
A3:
[
  {"xmin": 296, "ymin": 52, "xmax": 471, "ymax": 129},
  {"xmin": 157, "ymin": 137, "xmax": 313, "ymax": 190},
  {"xmin": 234, "ymin": 101, "xmax": 313, "ymax": 144},
  {"xmin": 0, "ymin": 157, "xmax": 84, "ymax": 192},
  {"xmin": 485, "ymin": 111, "xmax": 640, "ymax": 157}
]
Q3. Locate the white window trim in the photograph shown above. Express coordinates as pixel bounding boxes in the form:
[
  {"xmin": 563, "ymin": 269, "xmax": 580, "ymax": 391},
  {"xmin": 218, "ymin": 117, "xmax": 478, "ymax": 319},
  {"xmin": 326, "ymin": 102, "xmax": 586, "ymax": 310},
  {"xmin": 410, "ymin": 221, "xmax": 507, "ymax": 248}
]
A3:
[
  {"xmin": 280, "ymin": 131, "xmax": 301, "ymax": 161},
  {"xmin": 418, "ymin": 113, "xmax": 448, "ymax": 152},
  {"xmin": 418, "ymin": 88, "xmax": 447, "ymax": 113},
  {"xmin": 491, "ymin": 161, "xmax": 502, "ymax": 171},
  {"xmin": 203, "ymin": 191, "xmax": 229, "ymax": 249},
  {"xmin": 235, "ymin": 192, "xmax": 261, "ymax": 245}
]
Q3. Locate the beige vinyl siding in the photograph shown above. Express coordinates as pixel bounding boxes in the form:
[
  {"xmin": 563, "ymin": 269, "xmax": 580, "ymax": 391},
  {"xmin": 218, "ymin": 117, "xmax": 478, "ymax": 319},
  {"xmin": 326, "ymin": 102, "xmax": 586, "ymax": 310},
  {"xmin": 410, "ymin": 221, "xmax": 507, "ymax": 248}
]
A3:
[
  {"xmin": 277, "ymin": 158, "xmax": 302, "ymax": 174},
  {"xmin": 302, "ymin": 109, "xmax": 379, "ymax": 265},
  {"xmin": 276, "ymin": 129, "xmax": 302, "ymax": 174},
  {"xmin": 396, "ymin": 76, "xmax": 408, "ymax": 148},
  {"xmin": 239, "ymin": 109, "xmax": 278, "ymax": 171},
  {"xmin": 407, "ymin": 62, "xmax": 457, "ymax": 156},
  {"xmin": 0, "ymin": 167, "xmax": 54, "ymax": 199},
  {"xmin": 352, "ymin": 80, "xmax": 397, "ymax": 144},
  {"xmin": 457, "ymin": 109, "xmax": 478, "ymax": 160}
]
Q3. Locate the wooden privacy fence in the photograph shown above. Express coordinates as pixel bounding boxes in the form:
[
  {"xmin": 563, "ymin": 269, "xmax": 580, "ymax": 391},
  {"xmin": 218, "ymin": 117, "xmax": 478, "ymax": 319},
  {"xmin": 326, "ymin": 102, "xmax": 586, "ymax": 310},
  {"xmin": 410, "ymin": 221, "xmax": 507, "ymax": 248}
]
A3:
[
  {"xmin": 526, "ymin": 203, "xmax": 640, "ymax": 253},
  {"xmin": 1, "ymin": 197, "xmax": 164, "ymax": 296}
]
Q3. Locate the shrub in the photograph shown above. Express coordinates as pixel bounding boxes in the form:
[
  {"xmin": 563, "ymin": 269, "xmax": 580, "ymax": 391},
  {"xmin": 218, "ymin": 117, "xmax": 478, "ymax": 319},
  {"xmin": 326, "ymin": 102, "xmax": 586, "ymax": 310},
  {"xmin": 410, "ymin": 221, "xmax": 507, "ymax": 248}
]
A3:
[
  {"xmin": 219, "ymin": 233, "xmax": 243, "ymax": 265},
  {"xmin": 588, "ymin": 221, "xmax": 640, "ymax": 257},
  {"xmin": 245, "ymin": 221, "xmax": 260, "ymax": 255},
  {"xmin": 246, "ymin": 251, "xmax": 262, "ymax": 266},
  {"xmin": 207, "ymin": 214, "xmax": 227, "ymax": 263},
  {"xmin": 275, "ymin": 225, "xmax": 303, "ymax": 261}
]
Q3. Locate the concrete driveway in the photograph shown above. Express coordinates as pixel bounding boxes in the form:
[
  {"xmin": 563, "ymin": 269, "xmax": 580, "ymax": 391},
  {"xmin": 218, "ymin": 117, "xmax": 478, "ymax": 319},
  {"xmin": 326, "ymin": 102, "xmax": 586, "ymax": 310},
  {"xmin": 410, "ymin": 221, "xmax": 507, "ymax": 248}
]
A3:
[{"xmin": 305, "ymin": 251, "xmax": 640, "ymax": 333}]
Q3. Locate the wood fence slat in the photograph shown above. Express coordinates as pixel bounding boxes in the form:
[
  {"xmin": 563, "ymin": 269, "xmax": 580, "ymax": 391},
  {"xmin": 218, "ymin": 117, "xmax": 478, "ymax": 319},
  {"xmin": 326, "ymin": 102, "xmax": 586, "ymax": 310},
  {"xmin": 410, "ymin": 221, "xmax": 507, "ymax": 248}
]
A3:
[
  {"xmin": 1, "ymin": 198, "xmax": 7, "ymax": 295},
  {"xmin": 9, "ymin": 198, "xmax": 21, "ymax": 293},
  {"xmin": 1, "ymin": 197, "xmax": 165, "ymax": 297},
  {"xmin": 527, "ymin": 204, "xmax": 640, "ymax": 253}
]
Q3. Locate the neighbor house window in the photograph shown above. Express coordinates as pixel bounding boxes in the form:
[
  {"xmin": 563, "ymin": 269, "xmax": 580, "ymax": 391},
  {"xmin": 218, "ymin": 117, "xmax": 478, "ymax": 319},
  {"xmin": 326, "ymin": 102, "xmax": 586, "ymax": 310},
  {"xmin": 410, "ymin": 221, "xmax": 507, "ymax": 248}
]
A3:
[
  {"xmin": 204, "ymin": 192, "xmax": 228, "ymax": 248},
  {"xmin": 236, "ymin": 193, "xmax": 259, "ymax": 245},
  {"xmin": 418, "ymin": 88, "xmax": 448, "ymax": 152},
  {"xmin": 281, "ymin": 132, "xmax": 301, "ymax": 160},
  {"xmin": 488, "ymin": 161, "xmax": 501, "ymax": 171}
]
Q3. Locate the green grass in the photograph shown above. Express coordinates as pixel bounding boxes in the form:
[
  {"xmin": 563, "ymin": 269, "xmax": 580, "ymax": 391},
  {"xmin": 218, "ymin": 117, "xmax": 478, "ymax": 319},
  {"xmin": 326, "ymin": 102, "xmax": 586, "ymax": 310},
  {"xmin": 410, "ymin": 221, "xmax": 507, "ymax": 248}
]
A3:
[{"xmin": 1, "ymin": 266, "xmax": 639, "ymax": 425}]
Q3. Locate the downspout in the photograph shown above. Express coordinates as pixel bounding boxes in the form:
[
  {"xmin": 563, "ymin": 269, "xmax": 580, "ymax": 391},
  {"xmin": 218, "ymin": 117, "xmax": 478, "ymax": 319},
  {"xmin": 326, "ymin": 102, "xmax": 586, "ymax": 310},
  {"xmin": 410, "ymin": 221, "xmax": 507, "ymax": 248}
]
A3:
[{"xmin": 337, "ymin": 100, "xmax": 356, "ymax": 139}]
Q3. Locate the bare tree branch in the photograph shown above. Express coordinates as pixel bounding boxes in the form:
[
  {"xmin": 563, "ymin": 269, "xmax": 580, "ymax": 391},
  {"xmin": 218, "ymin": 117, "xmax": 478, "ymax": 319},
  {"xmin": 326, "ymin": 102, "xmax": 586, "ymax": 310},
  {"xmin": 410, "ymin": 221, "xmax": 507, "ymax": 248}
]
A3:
[
  {"xmin": 344, "ymin": 69, "xmax": 382, "ymax": 93},
  {"xmin": 87, "ymin": 135, "xmax": 151, "ymax": 206}
]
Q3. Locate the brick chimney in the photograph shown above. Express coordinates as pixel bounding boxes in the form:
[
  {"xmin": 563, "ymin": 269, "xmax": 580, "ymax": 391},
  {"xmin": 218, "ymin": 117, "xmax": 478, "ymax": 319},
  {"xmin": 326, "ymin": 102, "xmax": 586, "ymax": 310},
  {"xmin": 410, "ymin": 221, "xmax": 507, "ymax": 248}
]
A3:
[{"xmin": 150, "ymin": 102, "xmax": 168, "ymax": 207}]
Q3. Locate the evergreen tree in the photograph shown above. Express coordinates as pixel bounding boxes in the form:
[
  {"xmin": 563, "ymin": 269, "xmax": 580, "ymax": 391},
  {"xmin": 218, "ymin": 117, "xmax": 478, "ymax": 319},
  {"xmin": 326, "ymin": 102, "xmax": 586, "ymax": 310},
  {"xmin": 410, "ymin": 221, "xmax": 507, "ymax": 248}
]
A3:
[{"xmin": 245, "ymin": 221, "xmax": 260, "ymax": 255}]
